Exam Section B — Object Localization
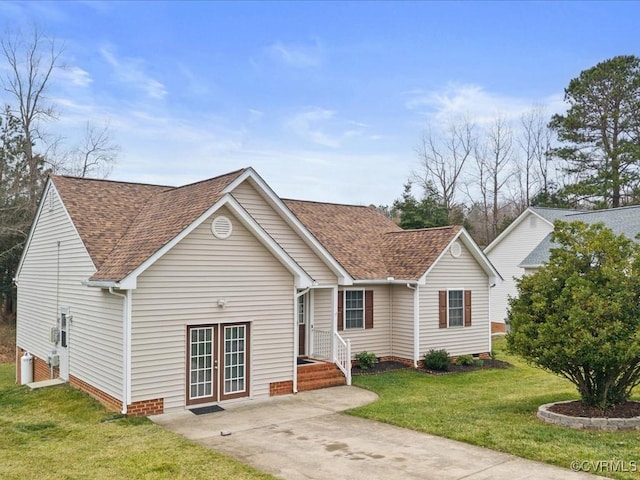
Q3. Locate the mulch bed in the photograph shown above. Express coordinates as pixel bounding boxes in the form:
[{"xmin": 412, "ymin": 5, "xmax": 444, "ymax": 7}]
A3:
[
  {"xmin": 549, "ymin": 400, "xmax": 640, "ymax": 419},
  {"xmin": 352, "ymin": 359, "xmax": 512, "ymax": 376},
  {"xmin": 423, "ymin": 358, "xmax": 512, "ymax": 375},
  {"xmin": 352, "ymin": 361, "xmax": 412, "ymax": 376}
]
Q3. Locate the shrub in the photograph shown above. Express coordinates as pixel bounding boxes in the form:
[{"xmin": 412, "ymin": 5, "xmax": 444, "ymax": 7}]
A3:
[
  {"xmin": 354, "ymin": 351, "xmax": 378, "ymax": 370},
  {"xmin": 474, "ymin": 359, "xmax": 484, "ymax": 368},
  {"xmin": 507, "ymin": 221, "xmax": 640, "ymax": 409},
  {"xmin": 455, "ymin": 355, "xmax": 474, "ymax": 366},
  {"xmin": 423, "ymin": 349, "xmax": 450, "ymax": 371}
]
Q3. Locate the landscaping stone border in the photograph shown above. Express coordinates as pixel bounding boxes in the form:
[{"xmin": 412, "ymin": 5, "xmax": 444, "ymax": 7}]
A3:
[{"xmin": 538, "ymin": 400, "xmax": 640, "ymax": 431}]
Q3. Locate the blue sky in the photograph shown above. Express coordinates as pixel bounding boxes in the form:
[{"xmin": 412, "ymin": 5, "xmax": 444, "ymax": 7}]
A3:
[{"xmin": 1, "ymin": 1, "xmax": 638, "ymax": 206}]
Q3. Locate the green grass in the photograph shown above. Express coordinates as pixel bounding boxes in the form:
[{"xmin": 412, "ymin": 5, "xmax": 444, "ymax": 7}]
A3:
[
  {"xmin": 350, "ymin": 337, "xmax": 640, "ymax": 480},
  {"xmin": 0, "ymin": 363, "xmax": 274, "ymax": 480}
]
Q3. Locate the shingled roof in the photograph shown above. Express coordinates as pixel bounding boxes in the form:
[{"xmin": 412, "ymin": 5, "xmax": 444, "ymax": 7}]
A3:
[
  {"xmin": 51, "ymin": 168, "xmax": 469, "ymax": 284},
  {"xmin": 52, "ymin": 169, "xmax": 247, "ymax": 282},
  {"xmin": 382, "ymin": 226, "xmax": 462, "ymax": 280},
  {"xmin": 284, "ymin": 200, "xmax": 461, "ymax": 280}
]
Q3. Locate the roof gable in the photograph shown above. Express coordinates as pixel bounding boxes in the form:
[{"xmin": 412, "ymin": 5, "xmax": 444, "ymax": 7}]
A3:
[
  {"xmin": 381, "ymin": 226, "xmax": 461, "ymax": 280},
  {"xmin": 90, "ymin": 170, "xmax": 247, "ymax": 281},
  {"xmin": 484, "ymin": 207, "xmax": 579, "ymax": 254}
]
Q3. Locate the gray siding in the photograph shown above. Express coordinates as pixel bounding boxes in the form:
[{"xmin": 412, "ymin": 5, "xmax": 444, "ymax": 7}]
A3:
[
  {"xmin": 231, "ymin": 181, "xmax": 337, "ymax": 285},
  {"xmin": 16, "ymin": 185, "xmax": 123, "ymax": 399},
  {"xmin": 131, "ymin": 206, "xmax": 295, "ymax": 412},
  {"xmin": 487, "ymin": 212, "xmax": 553, "ymax": 325},
  {"xmin": 390, "ymin": 284, "xmax": 415, "ymax": 360},
  {"xmin": 419, "ymin": 242, "xmax": 491, "ymax": 357}
]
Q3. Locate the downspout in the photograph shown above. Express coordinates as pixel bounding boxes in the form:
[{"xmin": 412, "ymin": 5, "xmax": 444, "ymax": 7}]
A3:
[
  {"xmin": 293, "ymin": 287, "xmax": 310, "ymax": 394},
  {"xmin": 488, "ymin": 279, "xmax": 495, "ymax": 353},
  {"xmin": 407, "ymin": 283, "xmax": 419, "ymax": 367},
  {"xmin": 109, "ymin": 287, "xmax": 130, "ymax": 414}
]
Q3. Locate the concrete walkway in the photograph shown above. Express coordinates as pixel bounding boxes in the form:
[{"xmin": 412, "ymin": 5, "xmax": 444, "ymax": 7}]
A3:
[{"xmin": 151, "ymin": 386, "xmax": 604, "ymax": 480}]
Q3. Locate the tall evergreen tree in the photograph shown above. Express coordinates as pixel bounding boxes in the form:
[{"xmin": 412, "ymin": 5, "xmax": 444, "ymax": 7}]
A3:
[{"xmin": 549, "ymin": 55, "xmax": 640, "ymax": 207}]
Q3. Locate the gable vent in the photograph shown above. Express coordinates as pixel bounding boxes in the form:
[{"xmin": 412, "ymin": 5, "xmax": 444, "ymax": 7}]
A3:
[
  {"xmin": 211, "ymin": 216, "xmax": 232, "ymax": 239},
  {"xmin": 450, "ymin": 241, "xmax": 461, "ymax": 258}
]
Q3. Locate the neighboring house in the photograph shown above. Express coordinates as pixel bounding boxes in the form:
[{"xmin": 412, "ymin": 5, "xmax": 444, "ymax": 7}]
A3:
[
  {"xmin": 485, "ymin": 205, "xmax": 640, "ymax": 333},
  {"xmin": 15, "ymin": 167, "xmax": 500, "ymax": 416}
]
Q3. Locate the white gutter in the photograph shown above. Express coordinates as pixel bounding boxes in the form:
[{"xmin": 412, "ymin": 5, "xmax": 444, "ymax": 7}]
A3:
[
  {"xmin": 109, "ymin": 287, "xmax": 131, "ymax": 414},
  {"xmin": 83, "ymin": 280, "xmax": 120, "ymax": 288},
  {"xmin": 407, "ymin": 283, "xmax": 419, "ymax": 367},
  {"xmin": 353, "ymin": 278, "xmax": 418, "ymax": 285},
  {"xmin": 293, "ymin": 288, "xmax": 310, "ymax": 394}
]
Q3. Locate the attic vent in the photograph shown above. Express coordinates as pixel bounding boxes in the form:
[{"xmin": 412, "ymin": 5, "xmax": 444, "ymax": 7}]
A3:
[
  {"xmin": 450, "ymin": 241, "xmax": 461, "ymax": 258},
  {"xmin": 211, "ymin": 216, "xmax": 232, "ymax": 239},
  {"xmin": 48, "ymin": 190, "xmax": 55, "ymax": 211}
]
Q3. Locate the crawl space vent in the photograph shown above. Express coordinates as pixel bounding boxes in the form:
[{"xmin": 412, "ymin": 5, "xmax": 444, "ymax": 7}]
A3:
[{"xmin": 211, "ymin": 216, "xmax": 232, "ymax": 239}]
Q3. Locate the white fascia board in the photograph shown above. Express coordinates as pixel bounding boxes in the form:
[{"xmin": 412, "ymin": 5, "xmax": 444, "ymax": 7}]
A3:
[
  {"xmin": 15, "ymin": 179, "xmax": 97, "ymax": 280},
  {"xmin": 484, "ymin": 208, "xmax": 552, "ymax": 254},
  {"xmin": 120, "ymin": 193, "xmax": 313, "ymax": 289},
  {"xmin": 419, "ymin": 228, "xmax": 502, "ymax": 285},
  {"xmin": 224, "ymin": 167, "xmax": 353, "ymax": 285}
]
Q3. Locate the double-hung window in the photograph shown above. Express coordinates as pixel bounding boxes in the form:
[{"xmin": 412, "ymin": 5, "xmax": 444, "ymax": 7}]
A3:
[
  {"xmin": 344, "ymin": 290, "xmax": 364, "ymax": 329},
  {"xmin": 448, "ymin": 290, "xmax": 464, "ymax": 327}
]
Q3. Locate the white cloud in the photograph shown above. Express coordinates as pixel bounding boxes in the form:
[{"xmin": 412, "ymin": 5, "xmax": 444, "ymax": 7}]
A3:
[
  {"xmin": 285, "ymin": 107, "xmax": 369, "ymax": 148},
  {"xmin": 264, "ymin": 40, "xmax": 324, "ymax": 68},
  {"xmin": 100, "ymin": 46, "xmax": 167, "ymax": 99},
  {"xmin": 405, "ymin": 83, "xmax": 566, "ymax": 126},
  {"xmin": 55, "ymin": 66, "xmax": 93, "ymax": 87}
]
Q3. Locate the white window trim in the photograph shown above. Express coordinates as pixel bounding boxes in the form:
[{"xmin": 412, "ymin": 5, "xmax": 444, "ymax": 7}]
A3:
[
  {"xmin": 447, "ymin": 288, "xmax": 465, "ymax": 328},
  {"xmin": 343, "ymin": 289, "xmax": 366, "ymax": 330}
]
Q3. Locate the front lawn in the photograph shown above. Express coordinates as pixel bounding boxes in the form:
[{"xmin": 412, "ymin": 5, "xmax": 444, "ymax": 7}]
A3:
[
  {"xmin": 0, "ymin": 363, "xmax": 274, "ymax": 480},
  {"xmin": 349, "ymin": 337, "xmax": 640, "ymax": 480}
]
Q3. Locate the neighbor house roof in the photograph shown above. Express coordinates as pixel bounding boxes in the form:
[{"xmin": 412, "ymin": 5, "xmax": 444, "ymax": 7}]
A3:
[
  {"xmin": 519, "ymin": 205, "xmax": 640, "ymax": 268},
  {"xmin": 283, "ymin": 200, "xmax": 465, "ymax": 281},
  {"xmin": 52, "ymin": 169, "xmax": 247, "ymax": 281}
]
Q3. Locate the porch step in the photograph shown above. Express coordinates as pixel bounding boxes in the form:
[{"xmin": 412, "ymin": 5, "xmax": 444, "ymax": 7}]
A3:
[{"xmin": 297, "ymin": 362, "xmax": 346, "ymax": 392}]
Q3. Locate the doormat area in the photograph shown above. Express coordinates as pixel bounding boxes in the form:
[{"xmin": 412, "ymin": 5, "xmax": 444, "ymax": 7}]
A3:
[
  {"xmin": 297, "ymin": 358, "xmax": 314, "ymax": 365},
  {"xmin": 190, "ymin": 405, "xmax": 225, "ymax": 415}
]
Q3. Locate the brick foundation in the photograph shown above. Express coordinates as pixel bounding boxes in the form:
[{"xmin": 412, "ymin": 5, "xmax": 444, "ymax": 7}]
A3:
[
  {"xmin": 491, "ymin": 322, "xmax": 506, "ymax": 334},
  {"xmin": 377, "ymin": 355, "xmax": 414, "ymax": 366},
  {"xmin": 17, "ymin": 348, "xmax": 163, "ymax": 417},
  {"xmin": 127, "ymin": 398, "xmax": 164, "ymax": 416},
  {"xmin": 270, "ymin": 380, "xmax": 294, "ymax": 396},
  {"xmin": 69, "ymin": 374, "xmax": 123, "ymax": 412}
]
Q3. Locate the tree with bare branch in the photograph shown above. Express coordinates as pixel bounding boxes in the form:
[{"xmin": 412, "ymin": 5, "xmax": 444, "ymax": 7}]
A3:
[
  {"xmin": 1, "ymin": 28, "xmax": 62, "ymax": 212},
  {"xmin": 62, "ymin": 122, "xmax": 119, "ymax": 178},
  {"xmin": 415, "ymin": 118, "xmax": 476, "ymax": 220}
]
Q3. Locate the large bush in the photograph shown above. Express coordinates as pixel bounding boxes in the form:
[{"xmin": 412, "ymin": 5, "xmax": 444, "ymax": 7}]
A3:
[{"xmin": 507, "ymin": 221, "xmax": 640, "ymax": 409}]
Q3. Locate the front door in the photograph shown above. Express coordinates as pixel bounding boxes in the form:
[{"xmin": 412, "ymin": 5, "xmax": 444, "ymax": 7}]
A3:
[
  {"xmin": 58, "ymin": 307, "xmax": 70, "ymax": 380},
  {"xmin": 187, "ymin": 323, "xmax": 250, "ymax": 406}
]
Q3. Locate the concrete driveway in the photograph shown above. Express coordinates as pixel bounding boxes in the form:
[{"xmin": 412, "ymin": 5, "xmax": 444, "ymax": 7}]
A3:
[{"xmin": 151, "ymin": 386, "xmax": 603, "ymax": 480}]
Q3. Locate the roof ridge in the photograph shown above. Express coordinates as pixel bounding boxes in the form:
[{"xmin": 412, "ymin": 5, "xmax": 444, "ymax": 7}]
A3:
[
  {"xmin": 387, "ymin": 225, "xmax": 460, "ymax": 234},
  {"xmin": 169, "ymin": 168, "xmax": 248, "ymax": 191},
  {"xmin": 51, "ymin": 174, "xmax": 174, "ymax": 189},
  {"xmin": 283, "ymin": 198, "xmax": 375, "ymax": 209},
  {"xmin": 566, "ymin": 204, "xmax": 640, "ymax": 215}
]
